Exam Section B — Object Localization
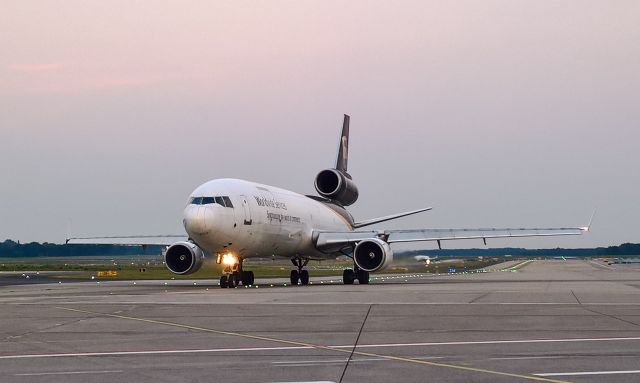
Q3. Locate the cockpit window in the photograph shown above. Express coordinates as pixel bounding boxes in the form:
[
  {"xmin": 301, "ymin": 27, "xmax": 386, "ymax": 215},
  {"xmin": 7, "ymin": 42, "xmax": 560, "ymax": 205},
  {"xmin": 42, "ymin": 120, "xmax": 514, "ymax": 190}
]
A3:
[
  {"xmin": 190, "ymin": 196, "xmax": 234, "ymax": 207},
  {"xmin": 201, "ymin": 197, "xmax": 216, "ymax": 205}
]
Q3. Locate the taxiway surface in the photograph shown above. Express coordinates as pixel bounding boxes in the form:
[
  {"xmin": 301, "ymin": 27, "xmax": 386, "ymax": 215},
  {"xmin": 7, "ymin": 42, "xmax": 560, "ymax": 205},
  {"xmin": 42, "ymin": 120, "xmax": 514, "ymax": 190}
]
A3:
[{"xmin": 1, "ymin": 260, "xmax": 639, "ymax": 383}]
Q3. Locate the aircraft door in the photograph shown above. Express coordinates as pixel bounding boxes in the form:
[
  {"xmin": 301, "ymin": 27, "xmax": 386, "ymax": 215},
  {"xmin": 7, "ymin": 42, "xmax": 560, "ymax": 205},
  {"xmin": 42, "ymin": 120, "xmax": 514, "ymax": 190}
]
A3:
[{"xmin": 240, "ymin": 195, "xmax": 252, "ymax": 225}]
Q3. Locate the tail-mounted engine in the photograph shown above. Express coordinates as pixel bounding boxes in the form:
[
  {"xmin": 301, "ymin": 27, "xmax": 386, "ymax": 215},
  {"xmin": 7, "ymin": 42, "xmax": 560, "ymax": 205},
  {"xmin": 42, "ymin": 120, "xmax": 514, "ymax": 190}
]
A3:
[
  {"xmin": 314, "ymin": 169, "xmax": 359, "ymax": 206},
  {"xmin": 353, "ymin": 238, "xmax": 393, "ymax": 272},
  {"xmin": 165, "ymin": 241, "xmax": 205, "ymax": 275}
]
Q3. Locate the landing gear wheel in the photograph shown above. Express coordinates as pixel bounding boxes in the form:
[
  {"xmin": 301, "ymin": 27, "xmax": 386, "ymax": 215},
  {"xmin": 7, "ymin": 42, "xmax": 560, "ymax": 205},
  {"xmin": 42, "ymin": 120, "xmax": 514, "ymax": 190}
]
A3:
[
  {"xmin": 219, "ymin": 275, "xmax": 228, "ymax": 288},
  {"xmin": 242, "ymin": 271, "xmax": 255, "ymax": 286},
  {"xmin": 227, "ymin": 274, "xmax": 236, "ymax": 288},
  {"xmin": 300, "ymin": 270, "xmax": 310, "ymax": 285},
  {"xmin": 290, "ymin": 270, "xmax": 299, "ymax": 285},
  {"xmin": 357, "ymin": 270, "xmax": 370, "ymax": 284},
  {"xmin": 232, "ymin": 271, "xmax": 241, "ymax": 286},
  {"xmin": 343, "ymin": 269, "xmax": 355, "ymax": 285}
]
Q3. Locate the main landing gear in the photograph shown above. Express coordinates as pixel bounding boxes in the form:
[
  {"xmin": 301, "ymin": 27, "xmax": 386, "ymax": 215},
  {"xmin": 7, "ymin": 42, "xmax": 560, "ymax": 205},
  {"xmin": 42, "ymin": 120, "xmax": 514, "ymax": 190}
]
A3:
[
  {"xmin": 218, "ymin": 255, "xmax": 254, "ymax": 288},
  {"xmin": 343, "ymin": 267, "xmax": 369, "ymax": 285},
  {"xmin": 290, "ymin": 257, "xmax": 310, "ymax": 286}
]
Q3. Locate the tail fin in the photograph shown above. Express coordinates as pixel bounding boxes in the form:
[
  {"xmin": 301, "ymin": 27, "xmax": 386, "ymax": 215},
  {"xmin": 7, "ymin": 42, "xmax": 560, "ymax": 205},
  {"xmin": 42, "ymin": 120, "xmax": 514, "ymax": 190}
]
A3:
[{"xmin": 335, "ymin": 114, "xmax": 350, "ymax": 172}]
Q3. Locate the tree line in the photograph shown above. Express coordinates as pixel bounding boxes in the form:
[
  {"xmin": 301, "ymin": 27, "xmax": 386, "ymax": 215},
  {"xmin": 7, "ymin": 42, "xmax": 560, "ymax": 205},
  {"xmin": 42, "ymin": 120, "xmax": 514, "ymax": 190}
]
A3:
[{"xmin": 1, "ymin": 239, "xmax": 639, "ymax": 258}]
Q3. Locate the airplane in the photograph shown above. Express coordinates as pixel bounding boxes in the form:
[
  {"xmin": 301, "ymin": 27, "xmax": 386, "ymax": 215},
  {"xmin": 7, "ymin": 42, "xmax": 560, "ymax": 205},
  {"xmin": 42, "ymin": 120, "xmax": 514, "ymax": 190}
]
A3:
[{"xmin": 68, "ymin": 115, "xmax": 590, "ymax": 288}]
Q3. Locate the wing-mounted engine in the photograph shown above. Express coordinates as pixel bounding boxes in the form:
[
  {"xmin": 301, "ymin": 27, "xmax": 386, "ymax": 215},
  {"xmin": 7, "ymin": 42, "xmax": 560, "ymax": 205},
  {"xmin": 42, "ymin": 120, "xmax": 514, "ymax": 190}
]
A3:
[
  {"xmin": 165, "ymin": 241, "xmax": 205, "ymax": 275},
  {"xmin": 314, "ymin": 114, "xmax": 359, "ymax": 206},
  {"xmin": 314, "ymin": 169, "xmax": 359, "ymax": 206},
  {"xmin": 353, "ymin": 238, "xmax": 393, "ymax": 272}
]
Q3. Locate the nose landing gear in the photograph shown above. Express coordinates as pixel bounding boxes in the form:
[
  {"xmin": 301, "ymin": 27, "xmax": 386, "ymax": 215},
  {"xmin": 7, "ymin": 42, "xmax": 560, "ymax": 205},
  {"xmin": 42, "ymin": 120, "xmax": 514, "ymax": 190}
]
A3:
[
  {"xmin": 290, "ymin": 257, "xmax": 310, "ymax": 285},
  {"xmin": 217, "ymin": 254, "xmax": 254, "ymax": 288}
]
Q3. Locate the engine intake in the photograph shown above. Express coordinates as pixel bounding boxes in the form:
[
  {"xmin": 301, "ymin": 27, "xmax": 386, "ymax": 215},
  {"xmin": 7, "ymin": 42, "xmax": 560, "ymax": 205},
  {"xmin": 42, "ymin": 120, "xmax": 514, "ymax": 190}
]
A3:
[
  {"xmin": 314, "ymin": 169, "xmax": 359, "ymax": 206},
  {"xmin": 353, "ymin": 238, "xmax": 393, "ymax": 272},
  {"xmin": 165, "ymin": 241, "xmax": 205, "ymax": 275}
]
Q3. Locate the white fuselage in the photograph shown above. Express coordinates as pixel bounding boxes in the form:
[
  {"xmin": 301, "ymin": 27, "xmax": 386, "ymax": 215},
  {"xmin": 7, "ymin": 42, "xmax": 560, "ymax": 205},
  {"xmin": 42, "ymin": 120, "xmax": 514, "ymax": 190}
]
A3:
[{"xmin": 183, "ymin": 179, "xmax": 353, "ymax": 260}]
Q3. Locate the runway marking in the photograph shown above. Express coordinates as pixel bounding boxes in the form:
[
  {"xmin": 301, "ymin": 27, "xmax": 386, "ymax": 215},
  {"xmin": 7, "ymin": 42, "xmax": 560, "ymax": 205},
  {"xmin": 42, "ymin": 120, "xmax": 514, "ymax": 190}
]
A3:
[
  {"xmin": 491, "ymin": 356, "xmax": 565, "ymax": 361},
  {"xmin": 501, "ymin": 260, "xmax": 534, "ymax": 271},
  {"xmin": 272, "ymin": 356, "xmax": 446, "ymax": 367},
  {"xmin": 3, "ymin": 336, "xmax": 639, "ymax": 360},
  {"xmin": 346, "ymin": 336, "xmax": 640, "ymax": 349},
  {"xmin": 52, "ymin": 306, "xmax": 574, "ymax": 383},
  {"xmin": 535, "ymin": 370, "xmax": 640, "ymax": 377},
  {"xmin": 0, "ymin": 346, "xmax": 313, "ymax": 359},
  {"xmin": 15, "ymin": 370, "xmax": 123, "ymax": 376},
  {"xmin": 10, "ymin": 301, "xmax": 640, "ymax": 307}
]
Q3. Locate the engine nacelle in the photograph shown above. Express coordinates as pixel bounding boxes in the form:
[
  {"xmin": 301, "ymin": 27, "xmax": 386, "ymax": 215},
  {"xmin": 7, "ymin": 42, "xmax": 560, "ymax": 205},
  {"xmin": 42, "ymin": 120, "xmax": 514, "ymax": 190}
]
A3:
[
  {"xmin": 353, "ymin": 238, "xmax": 393, "ymax": 272},
  {"xmin": 164, "ymin": 241, "xmax": 205, "ymax": 275},
  {"xmin": 314, "ymin": 169, "xmax": 359, "ymax": 206}
]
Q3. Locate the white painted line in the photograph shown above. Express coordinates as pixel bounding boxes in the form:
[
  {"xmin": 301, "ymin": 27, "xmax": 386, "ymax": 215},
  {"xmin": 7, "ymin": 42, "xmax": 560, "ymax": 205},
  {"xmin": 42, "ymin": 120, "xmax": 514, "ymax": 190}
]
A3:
[
  {"xmin": 269, "ymin": 381, "xmax": 336, "ymax": 383},
  {"xmin": 8, "ymin": 301, "xmax": 640, "ymax": 306},
  {"xmin": 272, "ymin": 359, "xmax": 350, "ymax": 364},
  {"xmin": 9, "ymin": 301, "xmax": 640, "ymax": 306},
  {"xmin": 273, "ymin": 358, "xmax": 385, "ymax": 365},
  {"xmin": 535, "ymin": 370, "xmax": 640, "ymax": 377},
  {"xmin": 491, "ymin": 356, "xmax": 562, "ymax": 361},
  {"xmin": 1, "ymin": 336, "xmax": 639, "ymax": 360},
  {"xmin": 0, "ymin": 346, "xmax": 312, "ymax": 360},
  {"xmin": 341, "ymin": 336, "xmax": 640, "ymax": 349},
  {"xmin": 15, "ymin": 370, "xmax": 123, "ymax": 376}
]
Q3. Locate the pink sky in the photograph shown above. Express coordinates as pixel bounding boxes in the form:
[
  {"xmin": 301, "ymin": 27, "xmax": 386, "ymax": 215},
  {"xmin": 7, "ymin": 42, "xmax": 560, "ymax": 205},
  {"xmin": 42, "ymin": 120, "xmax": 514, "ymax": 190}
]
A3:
[{"xmin": 1, "ymin": 1, "xmax": 639, "ymax": 246}]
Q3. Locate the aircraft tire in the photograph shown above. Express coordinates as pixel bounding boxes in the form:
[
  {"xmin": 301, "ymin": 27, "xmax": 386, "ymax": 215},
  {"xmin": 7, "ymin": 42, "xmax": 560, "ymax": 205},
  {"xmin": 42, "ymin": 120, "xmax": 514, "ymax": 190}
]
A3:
[
  {"xmin": 290, "ymin": 270, "xmax": 299, "ymax": 286},
  {"xmin": 227, "ymin": 275, "xmax": 236, "ymax": 288},
  {"xmin": 343, "ymin": 269, "xmax": 355, "ymax": 285},
  {"xmin": 220, "ymin": 275, "xmax": 228, "ymax": 288},
  {"xmin": 300, "ymin": 270, "xmax": 310, "ymax": 285},
  {"xmin": 242, "ymin": 271, "xmax": 255, "ymax": 286},
  {"xmin": 232, "ymin": 271, "xmax": 241, "ymax": 286},
  {"xmin": 357, "ymin": 270, "xmax": 370, "ymax": 284}
]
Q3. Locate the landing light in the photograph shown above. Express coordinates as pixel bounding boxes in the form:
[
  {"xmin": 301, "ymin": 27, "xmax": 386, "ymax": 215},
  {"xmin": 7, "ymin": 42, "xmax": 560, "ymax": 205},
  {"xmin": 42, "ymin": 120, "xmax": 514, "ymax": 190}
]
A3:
[{"xmin": 222, "ymin": 253, "xmax": 237, "ymax": 266}]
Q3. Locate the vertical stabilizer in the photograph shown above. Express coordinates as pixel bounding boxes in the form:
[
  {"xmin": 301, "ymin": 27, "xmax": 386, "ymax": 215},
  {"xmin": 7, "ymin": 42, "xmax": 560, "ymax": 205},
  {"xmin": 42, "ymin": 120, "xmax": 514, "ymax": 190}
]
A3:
[{"xmin": 335, "ymin": 114, "xmax": 350, "ymax": 172}]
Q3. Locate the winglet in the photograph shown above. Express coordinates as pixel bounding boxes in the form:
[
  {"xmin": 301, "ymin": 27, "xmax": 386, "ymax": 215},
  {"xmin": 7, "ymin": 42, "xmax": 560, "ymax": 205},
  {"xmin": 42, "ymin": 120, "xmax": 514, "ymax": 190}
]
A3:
[
  {"xmin": 580, "ymin": 209, "xmax": 596, "ymax": 232},
  {"xmin": 335, "ymin": 114, "xmax": 350, "ymax": 172}
]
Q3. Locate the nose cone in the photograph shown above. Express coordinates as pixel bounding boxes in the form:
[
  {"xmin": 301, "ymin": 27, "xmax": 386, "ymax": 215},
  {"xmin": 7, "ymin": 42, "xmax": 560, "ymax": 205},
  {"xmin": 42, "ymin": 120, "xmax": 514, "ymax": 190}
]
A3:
[{"xmin": 183, "ymin": 205, "xmax": 214, "ymax": 236}]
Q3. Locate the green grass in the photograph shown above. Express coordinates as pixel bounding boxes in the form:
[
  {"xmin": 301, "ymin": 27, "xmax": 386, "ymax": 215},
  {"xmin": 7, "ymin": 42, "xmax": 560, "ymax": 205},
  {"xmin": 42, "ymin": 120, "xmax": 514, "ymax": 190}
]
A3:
[{"xmin": 0, "ymin": 257, "xmax": 507, "ymax": 280}]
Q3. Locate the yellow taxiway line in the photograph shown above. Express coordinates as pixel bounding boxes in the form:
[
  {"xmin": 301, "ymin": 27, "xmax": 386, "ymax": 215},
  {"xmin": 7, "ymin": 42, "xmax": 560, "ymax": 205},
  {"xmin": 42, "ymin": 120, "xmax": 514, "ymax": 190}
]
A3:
[{"xmin": 54, "ymin": 306, "xmax": 573, "ymax": 383}]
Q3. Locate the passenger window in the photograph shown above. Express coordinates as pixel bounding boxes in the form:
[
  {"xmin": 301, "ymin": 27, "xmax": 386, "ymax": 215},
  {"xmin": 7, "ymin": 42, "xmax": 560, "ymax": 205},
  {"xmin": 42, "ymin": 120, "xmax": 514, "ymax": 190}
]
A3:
[
  {"xmin": 222, "ymin": 196, "xmax": 233, "ymax": 208},
  {"xmin": 215, "ymin": 196, "xmax": 225, "ymax": 206}
]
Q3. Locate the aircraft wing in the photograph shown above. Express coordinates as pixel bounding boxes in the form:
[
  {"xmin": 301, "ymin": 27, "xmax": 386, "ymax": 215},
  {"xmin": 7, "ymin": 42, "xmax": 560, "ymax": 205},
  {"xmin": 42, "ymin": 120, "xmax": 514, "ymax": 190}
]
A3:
[
  {"xmin": 385, "ymin": 227, "xmax": 586, "ymax": 245},
  {"xmin": 315, "ymin": 227, "xmax": 587, "ymax": 252},
  {"xmin": 66, "ymin": 235, "xmax": 187, "ymax": 246}
]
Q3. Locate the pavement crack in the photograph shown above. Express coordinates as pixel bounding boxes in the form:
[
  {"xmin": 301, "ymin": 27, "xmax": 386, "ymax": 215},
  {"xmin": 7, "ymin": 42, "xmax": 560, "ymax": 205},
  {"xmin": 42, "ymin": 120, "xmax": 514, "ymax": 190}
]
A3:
[
  {"xmin": 339, "ymin": 304, "xmax": 372, "ymax": 383},
  {"xmin": 469, "ymin": 291, "xmax": 491, "ymax": 303},
  {"xmin": 570, "ymin": 290, "xmax": 581, "ymax": 305},
  {"xmin": 581, "ymin": 307, "xmax": 640, "ymax": 328}
]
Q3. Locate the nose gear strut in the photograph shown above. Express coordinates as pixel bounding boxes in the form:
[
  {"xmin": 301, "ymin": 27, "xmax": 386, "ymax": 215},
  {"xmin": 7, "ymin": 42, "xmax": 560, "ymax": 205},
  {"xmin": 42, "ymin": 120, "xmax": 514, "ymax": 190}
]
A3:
[
  {"xmin": 218, "ymin": 255, "xmax": 254, "ymax": 288},
  {"xmin": 290, "ymin": 257, "xmax": 310, "ymax": 285}
]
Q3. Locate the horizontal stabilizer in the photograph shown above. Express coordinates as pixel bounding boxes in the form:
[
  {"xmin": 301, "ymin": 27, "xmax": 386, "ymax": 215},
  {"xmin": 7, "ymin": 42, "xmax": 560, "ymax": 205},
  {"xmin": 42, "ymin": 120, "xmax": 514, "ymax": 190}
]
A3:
[{"xmin": 352, "ymin": 207, "xmax": 432, "ymax": 228}]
